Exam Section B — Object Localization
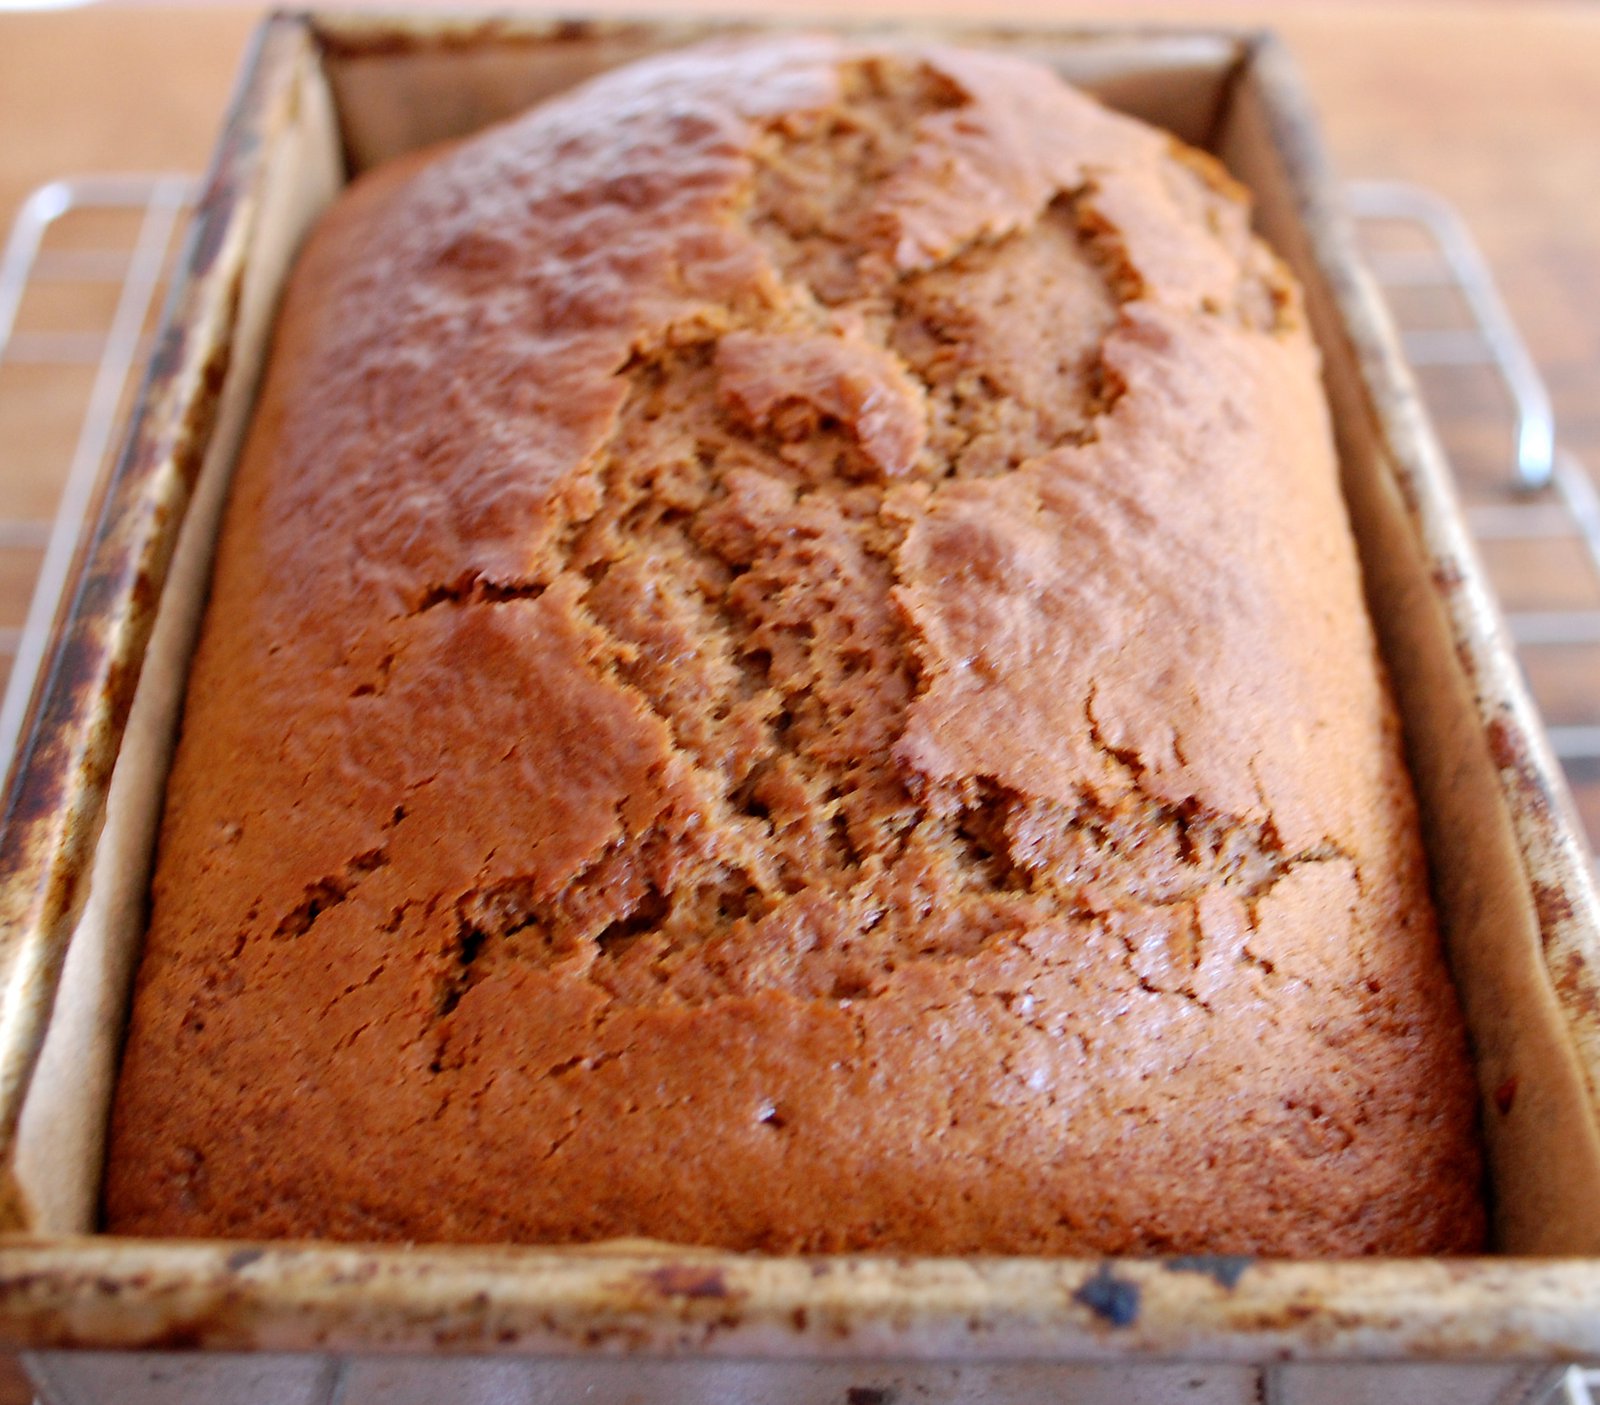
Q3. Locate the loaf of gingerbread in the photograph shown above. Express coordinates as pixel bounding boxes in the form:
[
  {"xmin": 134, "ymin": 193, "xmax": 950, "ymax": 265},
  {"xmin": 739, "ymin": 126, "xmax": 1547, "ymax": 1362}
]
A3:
[{"xmin": 104, "ymin": 35, "xmax": 1484, "ymax": 1253}]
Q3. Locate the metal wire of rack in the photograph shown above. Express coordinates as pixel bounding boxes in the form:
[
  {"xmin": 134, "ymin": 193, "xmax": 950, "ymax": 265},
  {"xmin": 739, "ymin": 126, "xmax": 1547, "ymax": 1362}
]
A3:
[
  {"xmin": 0, "ymin": 174, "xmax": 193, "ymax": 785},
  {"xmin": 0, "ymin": 174, "xmax": 1597, "ymax": 1401},
  {"xmin": 1565, "ymin": 1366, "xmax": 1600, "ymax": 1405},
  {"xmin": 1347, "ymin": 180, "xmax": 1600, "ymax": 770}
]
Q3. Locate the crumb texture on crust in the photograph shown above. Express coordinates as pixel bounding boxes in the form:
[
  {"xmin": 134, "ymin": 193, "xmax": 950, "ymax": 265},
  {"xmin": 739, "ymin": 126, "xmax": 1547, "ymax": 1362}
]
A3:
[{"xmin": 103, "ymin": 36, "xmax": 1484, "ymax": 1254}]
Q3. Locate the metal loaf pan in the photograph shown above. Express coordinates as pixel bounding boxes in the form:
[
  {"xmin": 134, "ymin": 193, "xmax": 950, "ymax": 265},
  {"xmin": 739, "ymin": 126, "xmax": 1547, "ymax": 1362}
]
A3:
[{"xmin": 2, "ymin": 14, "xmax": 1600, "ymax": 1405}]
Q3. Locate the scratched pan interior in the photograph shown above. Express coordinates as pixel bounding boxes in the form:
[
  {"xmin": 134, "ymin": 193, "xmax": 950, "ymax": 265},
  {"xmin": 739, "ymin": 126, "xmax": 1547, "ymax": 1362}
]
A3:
[{"xmin": 1, "ymin": 10, "xmax": 1600, "ymax": 1379}]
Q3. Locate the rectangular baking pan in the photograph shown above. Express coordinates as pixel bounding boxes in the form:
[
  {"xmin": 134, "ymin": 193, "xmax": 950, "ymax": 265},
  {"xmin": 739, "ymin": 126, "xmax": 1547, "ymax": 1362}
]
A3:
[{"xmin": 2, "ymin": 13, "xmax": 1600, "ymax": 1404}]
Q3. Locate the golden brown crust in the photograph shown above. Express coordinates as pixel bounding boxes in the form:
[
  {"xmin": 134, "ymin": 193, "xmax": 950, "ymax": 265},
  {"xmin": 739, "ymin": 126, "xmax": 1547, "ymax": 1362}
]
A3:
[{"xmin": 104, "ymin": 36, "xmax": 1484, "ymax": 1253}]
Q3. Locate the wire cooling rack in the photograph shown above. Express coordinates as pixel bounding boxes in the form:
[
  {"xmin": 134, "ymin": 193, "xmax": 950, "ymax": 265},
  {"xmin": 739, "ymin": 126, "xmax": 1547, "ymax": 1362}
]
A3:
[
  {"xmin": 0, "ymin": 174, "xmax": 192, "ymax": 784},
  {"xmin": 0, "ymin": 175, "xmax": 1596, "ymax": 1402},
  {"xmin": 1348, "ymin": 181, "xmax": 1600, "ymax": 778}
]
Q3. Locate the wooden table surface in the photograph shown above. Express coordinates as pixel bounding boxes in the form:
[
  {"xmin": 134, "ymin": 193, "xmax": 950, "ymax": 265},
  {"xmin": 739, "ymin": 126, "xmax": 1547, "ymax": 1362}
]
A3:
[{"xmin": 0, "ymin": 2, "xmax": 1596, "ymax": 1397}]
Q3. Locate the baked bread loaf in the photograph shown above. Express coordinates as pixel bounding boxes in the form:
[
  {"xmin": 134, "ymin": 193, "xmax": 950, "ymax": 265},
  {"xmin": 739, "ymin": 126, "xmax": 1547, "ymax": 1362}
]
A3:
[{"xmin": 104, "ymin": 36, "xmax": 1484, "ymax": 1253}]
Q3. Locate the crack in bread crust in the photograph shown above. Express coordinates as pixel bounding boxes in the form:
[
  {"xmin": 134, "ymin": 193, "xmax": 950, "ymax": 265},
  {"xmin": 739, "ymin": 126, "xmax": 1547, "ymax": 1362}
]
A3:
[{"xmin": 362, "ymin": 63, "xmax": 1309, "ymax": 1008}]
